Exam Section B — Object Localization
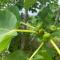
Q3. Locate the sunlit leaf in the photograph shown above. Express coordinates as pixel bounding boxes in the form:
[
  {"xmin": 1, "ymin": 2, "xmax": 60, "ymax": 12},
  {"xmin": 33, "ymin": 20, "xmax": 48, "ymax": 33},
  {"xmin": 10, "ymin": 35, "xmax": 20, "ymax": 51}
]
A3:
[{"xmin": 0, "ymin": 9, "xmax": 17, "ymax": 52}]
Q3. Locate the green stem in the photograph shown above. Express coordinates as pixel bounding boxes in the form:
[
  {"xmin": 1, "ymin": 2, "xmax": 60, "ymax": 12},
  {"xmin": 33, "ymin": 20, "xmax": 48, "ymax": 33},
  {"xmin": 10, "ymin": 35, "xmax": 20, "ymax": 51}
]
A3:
[
  {"xmin": 20, "ymin": 22, "xmax": 35, "ymax": 29},
  {"xmin": 5, "ymin": 29, "xmax": 35, "ymax": 35},
  {"xmin": 15, "ymin": 29, "xmax": 35, "ymax": 33},
  {"xmin": 28, "ymin": 42, "xmax": 44, "ymax": 60},
  {"xmin": 50, "ymin": 40, "xmax": 60, "ymax": 55}
]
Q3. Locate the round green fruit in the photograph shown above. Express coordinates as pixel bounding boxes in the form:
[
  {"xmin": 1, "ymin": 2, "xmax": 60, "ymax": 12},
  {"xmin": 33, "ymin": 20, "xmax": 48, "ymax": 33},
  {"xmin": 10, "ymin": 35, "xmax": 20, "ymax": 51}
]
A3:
[
  {"xmin": 49, "ymin": 25, "xmax": 57, "ymax": 32},
  {"xmin": 43, "ymin": 32, "xmax": 51, "ymax": 40}
]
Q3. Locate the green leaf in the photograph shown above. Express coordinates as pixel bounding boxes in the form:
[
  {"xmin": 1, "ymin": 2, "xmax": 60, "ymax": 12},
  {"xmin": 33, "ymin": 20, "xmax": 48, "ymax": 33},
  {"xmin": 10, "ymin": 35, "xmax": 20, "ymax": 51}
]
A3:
[
  {"xmin": 0, "ymin": 29, "xmax": 17, "ymax": 52},
  {"xmin": 7, "ymin": 5, "xmax": 21, "ymax": 27},
  {"xmin": 7, "ymin": 6, "xmax": 20, "ymax": 21},
  {"xmin": 24, "ymin": 0, "xmax": 36, "ymax": 9},
  {"xmin": 45, "ymin": 44, "xmax": 57, "ymax": 58},
  {"xmin": 33, "ymin": 48, "xmax": 53, "ymax": 60},
  {"xmin": 0, "ymin": 9, "xmax": 17, "ymax": 52},
  {"xmin": 0, "ymin": 9, "xmax": 17, "ymax": 29},
  {"xmin": 5, "ymin": 50, "xmax": 27, "ymax": 60}
]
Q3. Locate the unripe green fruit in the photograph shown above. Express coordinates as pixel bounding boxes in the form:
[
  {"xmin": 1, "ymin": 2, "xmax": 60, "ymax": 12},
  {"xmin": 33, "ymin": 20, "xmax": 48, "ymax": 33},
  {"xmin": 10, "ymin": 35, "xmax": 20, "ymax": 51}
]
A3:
[
  {"xmin": 43, "ymin": 32, "xmax": 51, "ymax": 40},
  {"xmin": 36, "ymin": 28, "xmax": 44, "ymax": 36},
  {"xmin": 49, "ymin": 25, "xmax": 57, "ymax": 32},
  {"xmin": 39, "ymin": 29, "xmax": 44, "ymax": 35}
]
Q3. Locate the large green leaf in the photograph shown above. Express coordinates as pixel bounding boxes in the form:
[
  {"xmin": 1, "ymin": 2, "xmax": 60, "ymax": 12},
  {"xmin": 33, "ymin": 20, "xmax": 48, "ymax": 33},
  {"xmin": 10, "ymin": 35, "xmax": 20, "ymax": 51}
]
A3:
[
  {"xmin": 7, "ymin": 5, "xmax": 21, "ymax": 27},
  {"xmin": 0, "ymin": 9, "xmax": 17, "ymax": 29},
  {"xmin": 4, "ymin": 50, "xmax": 27, "ymax": 60},
  {"xmin": 24, "ymin": 0, "xmax": 37, "ymax": 9},
  {"xmin": 0, "ymin": 29, "xmax": 17, "ymax": 52},
  {"xmin": 7, "ymin": 6, "xmax": 20, "ymax": 21},
  {"xmin": 0, "ymin": 9, "xmax": 17, "ymax": 52}
]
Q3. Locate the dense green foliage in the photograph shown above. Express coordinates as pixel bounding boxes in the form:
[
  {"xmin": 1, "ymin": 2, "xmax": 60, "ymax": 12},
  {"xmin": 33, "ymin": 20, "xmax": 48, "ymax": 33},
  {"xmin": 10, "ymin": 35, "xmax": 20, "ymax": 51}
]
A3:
[{"xmin": 0, "ymin": 0, "xmax": 60, "ymax": 60}]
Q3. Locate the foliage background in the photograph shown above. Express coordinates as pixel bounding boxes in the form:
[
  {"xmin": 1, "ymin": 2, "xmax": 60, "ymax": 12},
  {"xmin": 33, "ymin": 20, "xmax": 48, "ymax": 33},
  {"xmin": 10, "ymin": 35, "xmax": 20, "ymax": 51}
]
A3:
[{"xmin": 0, "ymin": 0, "xmax": 60, "ymax": 60}]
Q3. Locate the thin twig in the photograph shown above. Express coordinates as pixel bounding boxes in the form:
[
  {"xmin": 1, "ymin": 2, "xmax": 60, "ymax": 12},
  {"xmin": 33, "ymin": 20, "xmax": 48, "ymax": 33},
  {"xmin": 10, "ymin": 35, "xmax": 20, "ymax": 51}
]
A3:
[
  {"xmin": 50, "ymin": 40, "xmax": 60, "ymax": 55},
  {"xmin": 28, "ymin": 42, "xmax": 44, "ymax": 60},
  {"xmin": 15, "ymin": 29, "xmax": 35, "ymax": 33},
  {"xmin": 20, "ymin": 22, "xmax": 35, "ymax": 29}
]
